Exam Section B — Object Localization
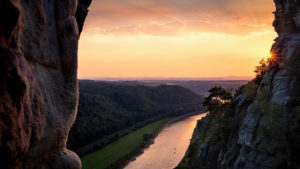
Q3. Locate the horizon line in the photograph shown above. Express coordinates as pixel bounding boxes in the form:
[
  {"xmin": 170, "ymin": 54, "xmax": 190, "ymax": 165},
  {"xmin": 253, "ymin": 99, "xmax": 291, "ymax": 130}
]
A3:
[{"xmin": 78, "ymin": 76, "xmax": 253, "ymax": 81}]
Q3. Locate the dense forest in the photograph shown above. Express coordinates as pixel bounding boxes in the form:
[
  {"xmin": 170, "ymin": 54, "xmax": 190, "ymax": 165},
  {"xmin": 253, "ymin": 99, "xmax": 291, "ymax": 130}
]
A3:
[{"xmin": 67, "ymin": 80, "xmax": 204, "ymax": 156}]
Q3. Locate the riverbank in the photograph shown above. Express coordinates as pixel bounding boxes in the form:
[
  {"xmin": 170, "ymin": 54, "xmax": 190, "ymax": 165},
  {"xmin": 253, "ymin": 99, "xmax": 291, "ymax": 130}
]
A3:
[
  {"xmin": 81, "ymin": 118, "xmax": 171, "ymax": 169},
  {"xmin": 74, "ymin": 112, "xmax": 204, "ymax": 157},
  {"xmin": 81, "ymin": 112, "xmax": 205, "ymax": 169},
  {"xmin": 125, "ymin": 114, "xmax": 207, "ymax": 169},
  {"xmin": 167, "ymin": 112, "xmax": 205, "ymax": 125},
  {"xmin": 175, "ymin": 115, "xmax": 207, "ymax": 169}
]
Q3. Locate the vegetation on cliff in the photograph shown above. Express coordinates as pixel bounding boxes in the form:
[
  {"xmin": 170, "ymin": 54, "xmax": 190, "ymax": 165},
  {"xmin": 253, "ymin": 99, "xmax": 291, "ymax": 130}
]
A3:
[{"xmin": 177, "ymin": 57, "xmax": 300, "ymax": 169}]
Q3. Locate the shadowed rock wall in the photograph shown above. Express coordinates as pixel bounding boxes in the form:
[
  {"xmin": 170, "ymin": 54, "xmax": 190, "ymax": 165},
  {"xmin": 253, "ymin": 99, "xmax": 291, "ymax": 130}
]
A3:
[
  {"xmin": 0, "ymin": 0, "xmax": 91, "ymax": 169},
  {"xmin": 182, "ymin": 0, "xmax": 300, "ymax": 169},
  {"xmin": 229, "ymin": 1, "xmax": 300, "ymax": 168}
]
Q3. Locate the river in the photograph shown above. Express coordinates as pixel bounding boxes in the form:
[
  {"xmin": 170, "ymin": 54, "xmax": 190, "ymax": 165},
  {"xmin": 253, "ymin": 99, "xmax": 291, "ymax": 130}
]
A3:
[{"xmin": 124, "ymin": 113, "xmax": 206, "ymax": 169}]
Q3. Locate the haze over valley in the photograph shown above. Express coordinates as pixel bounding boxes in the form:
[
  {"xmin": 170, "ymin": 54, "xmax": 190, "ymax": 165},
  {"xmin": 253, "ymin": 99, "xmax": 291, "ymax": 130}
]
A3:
[{"xmin": 1, "ymin": 1, "xmax": 299, "ymax": 169}]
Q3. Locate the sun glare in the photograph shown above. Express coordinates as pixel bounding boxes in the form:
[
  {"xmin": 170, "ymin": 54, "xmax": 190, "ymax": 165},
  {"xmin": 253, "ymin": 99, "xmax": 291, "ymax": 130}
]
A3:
[
  {"xmin": 78, "ymin": 0, "xmax": 277, "ymax": 78},
  {"xmin": 268, "ymin": 52, "xmax": 273, "ymax": 60}
]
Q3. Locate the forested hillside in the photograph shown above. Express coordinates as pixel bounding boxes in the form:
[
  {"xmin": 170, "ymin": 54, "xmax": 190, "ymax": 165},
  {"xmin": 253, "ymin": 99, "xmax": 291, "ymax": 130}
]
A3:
[
  {"xmin": 107, "ymin": 80, "xmax": 248, "ymax": 96},
  {"xmin": 67, "ymin": 80, "xmax": 204, "ymax": 156}
]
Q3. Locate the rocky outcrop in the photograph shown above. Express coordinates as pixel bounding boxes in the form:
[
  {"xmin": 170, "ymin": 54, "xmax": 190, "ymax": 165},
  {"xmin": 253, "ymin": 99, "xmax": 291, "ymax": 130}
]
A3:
[
  {"xmin": 182, "ymin": 0, "xmax": 300, "ymax": 169},
  {"xmin": 227, "ymin": 0, "xmax": 300, "ymax": 168},
  {"xmin": 0, "ymin": 0, "xmax": 91, "ymax": 169}
]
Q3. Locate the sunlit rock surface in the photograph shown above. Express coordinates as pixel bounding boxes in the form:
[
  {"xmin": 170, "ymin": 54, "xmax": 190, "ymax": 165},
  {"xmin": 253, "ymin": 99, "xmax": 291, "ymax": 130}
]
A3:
[
  {"xmin": 183, "ymin": 0, "xmax": 300, "ymax": 169},
  {"xmin": 0, "ymin": 0, "xmax": 91, "ymax": 169}
]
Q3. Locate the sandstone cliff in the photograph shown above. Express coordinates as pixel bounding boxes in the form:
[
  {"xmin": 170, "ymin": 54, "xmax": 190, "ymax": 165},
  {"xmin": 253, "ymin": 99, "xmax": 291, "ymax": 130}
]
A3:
[
  {"xmin": 0, "ymin": 0, "xmax": 91, "ymax": 169},
  {"xmin": 178, "ymin": 0, "xmax": 300, "ymax": 169}
]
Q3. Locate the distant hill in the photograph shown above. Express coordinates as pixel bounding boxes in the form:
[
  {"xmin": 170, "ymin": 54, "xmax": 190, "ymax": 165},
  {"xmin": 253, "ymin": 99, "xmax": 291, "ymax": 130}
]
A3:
[
  {"xmin": 105, "ymin": 80, "xmax": 248, "ymax": 96},
  {"xmin": 67, "ymin": 80, "xmax": 204, "ymax": 156},
  {"xmin": 173, "ymin": 80, "xmax": 248, "ymax": 96}
]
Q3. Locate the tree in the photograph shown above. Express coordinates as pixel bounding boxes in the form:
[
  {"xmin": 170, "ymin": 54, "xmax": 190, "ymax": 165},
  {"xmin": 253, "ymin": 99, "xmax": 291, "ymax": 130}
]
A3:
[
  {"xmin": 253, "ymin": 58, "xmax": 269, "ymax": 85},
  {"xmin": 202, "ymin": 87, "xmax": 233, "ymax": 112}
]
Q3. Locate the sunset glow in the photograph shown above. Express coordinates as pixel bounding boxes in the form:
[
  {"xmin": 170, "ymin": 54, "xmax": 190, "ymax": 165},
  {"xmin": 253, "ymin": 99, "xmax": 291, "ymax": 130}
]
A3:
[
  {"xmin": 78, "ymin": 0, "xmax": 277, "ymax": 79},
  {"xmin": 268, "ymin": 53, "xmax": 272, "ymax": 59}
]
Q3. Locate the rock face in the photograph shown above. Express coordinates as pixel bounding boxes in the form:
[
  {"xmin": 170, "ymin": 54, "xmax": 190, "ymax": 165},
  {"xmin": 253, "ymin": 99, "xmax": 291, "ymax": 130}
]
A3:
[
  {"xmin": 221, "ymin": 1, "xmax": 300, "ymax": 168},
  {"xmin": 182, "ymin": 0, "xmax": 300, "ymax": 169},
  {"xmin": 229, "ymin": 0, "xmax": 300, "ymax": 167},
  {"xmin": 0, "ymin": 0, "xmax": 91, "ymax": 169}
]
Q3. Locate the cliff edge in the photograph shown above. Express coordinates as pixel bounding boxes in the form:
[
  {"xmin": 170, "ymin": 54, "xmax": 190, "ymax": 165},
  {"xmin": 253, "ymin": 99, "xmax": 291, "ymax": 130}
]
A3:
[
  {"xmin": 178, "ymin": 0, "xmax": 300, "ymax": 169},
  {"xmin": 0, "ymin": 0, "xmax": 91, "ymax": 169}
]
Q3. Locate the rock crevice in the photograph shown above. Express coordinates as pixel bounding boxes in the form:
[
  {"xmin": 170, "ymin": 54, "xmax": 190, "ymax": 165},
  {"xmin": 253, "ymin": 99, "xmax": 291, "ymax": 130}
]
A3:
[
  {"xmin": 0, "ymin": 1, "xmax": 91, "ymax": 169},
  {"xmin": 183, "ymin": 0, "xmax": 300, "ymax": 169}
]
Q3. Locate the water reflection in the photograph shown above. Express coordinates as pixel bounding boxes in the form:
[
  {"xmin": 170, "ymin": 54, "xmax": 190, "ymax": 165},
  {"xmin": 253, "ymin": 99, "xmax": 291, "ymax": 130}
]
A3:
[{"xmin": 125, "ymin": 113, "xmax": 206, "ymax": 169}]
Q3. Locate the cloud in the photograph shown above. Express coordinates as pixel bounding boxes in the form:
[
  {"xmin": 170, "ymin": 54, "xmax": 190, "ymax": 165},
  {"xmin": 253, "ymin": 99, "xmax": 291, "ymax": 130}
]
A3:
[{"xmin": 83, "ymin": 0, "xmax": 275, "ymax": 36}]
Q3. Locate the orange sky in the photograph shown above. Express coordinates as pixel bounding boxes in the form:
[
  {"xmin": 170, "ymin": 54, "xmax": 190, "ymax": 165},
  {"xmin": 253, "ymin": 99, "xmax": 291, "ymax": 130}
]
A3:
[{"xmin": 78, "ymin": 0, "xmax": 277, "ymax": 79}]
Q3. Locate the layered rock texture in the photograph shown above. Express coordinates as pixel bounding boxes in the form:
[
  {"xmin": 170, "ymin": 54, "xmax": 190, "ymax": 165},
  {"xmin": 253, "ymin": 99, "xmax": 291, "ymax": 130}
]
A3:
[
  {"xmin": 0, "ymin": 0, "xmax": 91, "ymax": 169},
  {"xmin": 180, "ymin": 0, "xmax": 300, "ymax": 169}
]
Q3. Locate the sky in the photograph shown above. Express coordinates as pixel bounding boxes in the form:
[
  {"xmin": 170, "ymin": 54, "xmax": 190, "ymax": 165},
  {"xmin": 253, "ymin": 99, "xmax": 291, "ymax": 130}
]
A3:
[{"xmin": 78, "ymin": 0, "xmax": 276, "ymax": 79}]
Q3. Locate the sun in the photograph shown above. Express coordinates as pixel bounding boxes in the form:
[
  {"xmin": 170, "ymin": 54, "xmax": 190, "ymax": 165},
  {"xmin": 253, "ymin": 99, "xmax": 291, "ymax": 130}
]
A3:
[
  {"xmin": 267, "ymin": 52, "xmax": 274, "ymax": 61},
  {"xmin": 268, "ymin": 53, "xmax": 272, "ymax": 59}
]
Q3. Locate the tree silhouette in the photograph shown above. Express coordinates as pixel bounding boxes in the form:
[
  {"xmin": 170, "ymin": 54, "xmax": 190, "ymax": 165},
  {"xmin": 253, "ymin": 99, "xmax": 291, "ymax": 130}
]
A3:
[
  {"xmin": 253, "ymin": 58, "xmax": 269, "ymax": 85},
  {"xmin": 202, "ymin": 87, "xmax": 233, "ymax": 112}
]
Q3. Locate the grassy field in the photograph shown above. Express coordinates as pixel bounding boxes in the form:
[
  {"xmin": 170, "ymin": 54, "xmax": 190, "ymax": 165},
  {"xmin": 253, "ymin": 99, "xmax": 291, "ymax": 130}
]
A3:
[{"xmin": 81, "ymin": 119, "xmax": 170, "ymax": 169}]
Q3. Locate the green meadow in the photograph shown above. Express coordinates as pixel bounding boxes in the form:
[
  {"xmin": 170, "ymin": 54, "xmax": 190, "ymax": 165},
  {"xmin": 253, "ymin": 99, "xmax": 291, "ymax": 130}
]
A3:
[{"xmin": 81, "ymin": 119, "xmax": 170, "ymax": 169}]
